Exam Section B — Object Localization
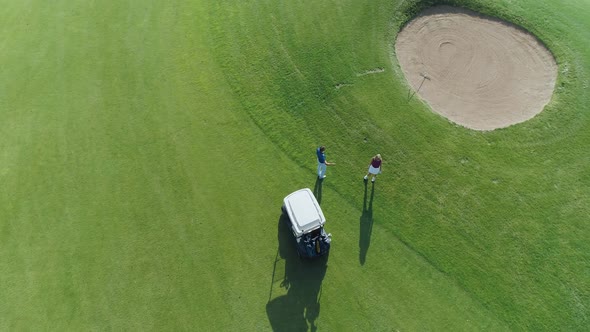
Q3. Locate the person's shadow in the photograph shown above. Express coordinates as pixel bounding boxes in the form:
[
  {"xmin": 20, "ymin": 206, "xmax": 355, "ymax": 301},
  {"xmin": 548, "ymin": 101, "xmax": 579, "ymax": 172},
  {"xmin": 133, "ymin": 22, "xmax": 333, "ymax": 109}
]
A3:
[
  {"xmin": 359, "ymin": 181, "xmax": 375, "ymax": 265},
  {"xmin": 313, "ymin": 177, "xmax": 323, "ymax": 205},
  {"xmin": 266, "ymin": 213, "xmax": 329, "ymax": 332}
]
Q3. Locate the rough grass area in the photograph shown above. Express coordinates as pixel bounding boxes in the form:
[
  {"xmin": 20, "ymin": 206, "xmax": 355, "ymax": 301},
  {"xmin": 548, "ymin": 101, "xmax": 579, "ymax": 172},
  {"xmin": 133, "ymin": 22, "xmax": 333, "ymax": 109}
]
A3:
[{"xmin": 0, "ymin": 0, "xmax": 588, "ymax": 330}]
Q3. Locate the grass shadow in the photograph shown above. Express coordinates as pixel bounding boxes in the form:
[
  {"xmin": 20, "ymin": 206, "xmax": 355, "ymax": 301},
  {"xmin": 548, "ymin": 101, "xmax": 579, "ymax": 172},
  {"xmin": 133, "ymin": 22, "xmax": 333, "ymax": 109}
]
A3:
[
  {"xmin": 267, "ymin": 214, "xmax": 328, "ymax": 332},
  {"xmin": 359, "ymin": 181, "xmax": 375, "ymax": 265}
]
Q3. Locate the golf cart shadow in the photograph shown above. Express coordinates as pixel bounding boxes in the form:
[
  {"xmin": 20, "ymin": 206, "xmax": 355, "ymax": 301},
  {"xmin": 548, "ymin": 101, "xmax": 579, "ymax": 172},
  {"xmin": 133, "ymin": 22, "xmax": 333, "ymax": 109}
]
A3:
[{"xmin": 266, "ymin": 214, "xmax": 328, "ymax": 332}]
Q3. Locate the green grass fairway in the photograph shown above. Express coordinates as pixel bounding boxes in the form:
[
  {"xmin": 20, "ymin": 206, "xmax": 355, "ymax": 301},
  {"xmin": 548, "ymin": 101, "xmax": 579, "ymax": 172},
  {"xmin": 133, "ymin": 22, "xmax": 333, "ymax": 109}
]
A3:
[{"xmin": 1, "ymin": 0, "xmax": 589, "ymax": 330}]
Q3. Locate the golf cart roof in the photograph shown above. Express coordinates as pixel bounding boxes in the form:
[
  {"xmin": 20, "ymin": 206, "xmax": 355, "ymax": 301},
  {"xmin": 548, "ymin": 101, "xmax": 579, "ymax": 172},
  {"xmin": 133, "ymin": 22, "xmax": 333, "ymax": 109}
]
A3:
[{"xmin": 283, "ymin": 188, "xmax": 325, "ymax": 237}]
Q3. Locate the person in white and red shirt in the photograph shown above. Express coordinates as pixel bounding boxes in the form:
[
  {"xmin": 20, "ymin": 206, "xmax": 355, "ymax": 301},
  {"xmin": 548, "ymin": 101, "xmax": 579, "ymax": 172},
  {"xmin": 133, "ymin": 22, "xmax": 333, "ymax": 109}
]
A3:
[{"xmin": 363, "ymin": 154, "xmax": 382, "ymax": 183}]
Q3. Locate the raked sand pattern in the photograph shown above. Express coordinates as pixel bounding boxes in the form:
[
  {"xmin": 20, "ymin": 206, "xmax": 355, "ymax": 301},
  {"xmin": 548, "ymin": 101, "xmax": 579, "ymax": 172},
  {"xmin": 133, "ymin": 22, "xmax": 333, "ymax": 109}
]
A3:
[{"xmin": 395, "ymin": 6, "xmax": 557, "ymax": 130}]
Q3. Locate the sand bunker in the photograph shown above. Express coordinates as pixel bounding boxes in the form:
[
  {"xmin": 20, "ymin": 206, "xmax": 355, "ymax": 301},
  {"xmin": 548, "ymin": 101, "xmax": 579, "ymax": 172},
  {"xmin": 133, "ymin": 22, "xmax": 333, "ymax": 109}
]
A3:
[{"xmin": 395, "ymin": 6, "xmax": 557, "ymax": 130}]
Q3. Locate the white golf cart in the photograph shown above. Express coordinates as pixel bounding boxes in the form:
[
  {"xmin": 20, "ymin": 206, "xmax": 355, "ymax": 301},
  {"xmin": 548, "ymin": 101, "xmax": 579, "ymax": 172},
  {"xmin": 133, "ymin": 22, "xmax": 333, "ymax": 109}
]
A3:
[{"xmin": 282, "ymin": 188, "xmax": 331, "ymax": 258}]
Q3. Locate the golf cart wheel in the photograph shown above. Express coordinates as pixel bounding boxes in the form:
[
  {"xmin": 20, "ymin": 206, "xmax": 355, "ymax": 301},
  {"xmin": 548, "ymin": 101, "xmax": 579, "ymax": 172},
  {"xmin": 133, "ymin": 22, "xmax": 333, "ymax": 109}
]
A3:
[{"xmin": 281, "ymin": 204, "xmax": 287, "ymax": 215}]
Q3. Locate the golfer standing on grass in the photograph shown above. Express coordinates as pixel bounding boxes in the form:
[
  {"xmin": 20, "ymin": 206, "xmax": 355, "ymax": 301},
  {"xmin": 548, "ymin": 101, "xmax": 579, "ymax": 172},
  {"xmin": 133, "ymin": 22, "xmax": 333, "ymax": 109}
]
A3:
[
  {"xmin": 364, "ymin": 154, "xmax": 382, "ymax": 183},
  {"xmin": 316, "ymin": 146, "xmax": 335, "ymax": 179}
]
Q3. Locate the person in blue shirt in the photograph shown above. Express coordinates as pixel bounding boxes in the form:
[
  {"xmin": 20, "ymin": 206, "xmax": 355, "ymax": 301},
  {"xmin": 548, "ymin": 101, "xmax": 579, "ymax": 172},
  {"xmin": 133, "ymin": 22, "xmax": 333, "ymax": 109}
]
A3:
[{"xmin": 316, "ymin": 146, "xmax": 335, "ymax": 179}]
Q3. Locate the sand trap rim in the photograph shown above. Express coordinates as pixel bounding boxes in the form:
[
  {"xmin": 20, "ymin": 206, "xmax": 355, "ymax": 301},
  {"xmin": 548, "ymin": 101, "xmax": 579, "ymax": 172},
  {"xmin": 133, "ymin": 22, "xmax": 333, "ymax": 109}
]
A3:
[{"xmin": 393, "ymin": 4, "xmax": 558, "ymax": 130}]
